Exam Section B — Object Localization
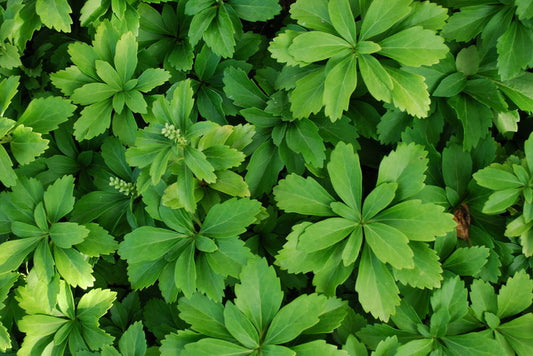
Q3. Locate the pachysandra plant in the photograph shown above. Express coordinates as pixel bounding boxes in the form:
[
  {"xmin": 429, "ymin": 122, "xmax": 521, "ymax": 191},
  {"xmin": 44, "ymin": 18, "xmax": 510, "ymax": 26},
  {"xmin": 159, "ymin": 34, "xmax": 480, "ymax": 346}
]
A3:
[
  {"xmin": 118, "ymin": 198, "xmax": 263, "ymax": 302},
  {"xmin": 474, "ymin": 131, "xmax": 533, "ymax": 257},
  {"xmin": 51, "ymin": 21, "xmax": 170, "ymax": 145},
  {"xmin": 270, "ymin": 0, "xmax": 449, "ymax": 120},
  {"xmin": 2, "ymin": 0, "xmax": 533, "ymax": 354},
  {"xmin": 126, "ymin": 79, "xmax": 254, "ymax": 213},
  {"xmin": 160, "ymin": 258, "xmax": 348, "ymax": 355},
  {"xmin": 274, "ymin": 141, "xmax": 456, "ymax": 321}
]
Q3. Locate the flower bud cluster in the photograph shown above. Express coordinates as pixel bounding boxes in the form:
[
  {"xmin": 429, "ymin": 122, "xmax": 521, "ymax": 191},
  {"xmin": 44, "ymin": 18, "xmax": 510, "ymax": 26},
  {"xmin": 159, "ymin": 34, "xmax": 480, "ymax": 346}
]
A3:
[
  {"xmin": 161, "ymin": 123, "xmax": 187, "ymax": 145},
  {"xmin": 109, "ymin": 176, "xmax": 136, "ymax": 197}
]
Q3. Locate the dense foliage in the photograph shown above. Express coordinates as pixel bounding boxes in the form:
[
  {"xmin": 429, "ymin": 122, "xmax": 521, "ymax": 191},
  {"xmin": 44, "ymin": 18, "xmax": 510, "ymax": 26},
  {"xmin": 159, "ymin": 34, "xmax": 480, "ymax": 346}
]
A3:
[{"xmin": 1, "ymin": 0, "xmax": 533, "ymax": 355}]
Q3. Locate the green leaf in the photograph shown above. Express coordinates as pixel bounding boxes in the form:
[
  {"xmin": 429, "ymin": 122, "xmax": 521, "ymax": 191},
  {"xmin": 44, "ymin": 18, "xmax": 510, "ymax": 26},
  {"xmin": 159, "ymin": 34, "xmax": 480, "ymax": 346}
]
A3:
[
  {"xmin": 0, "ymin": 76, "xmax": 19, "ymax": 115},
  {"xmin": 483, "ymin": 189, "xmax": 521, "ymax": 214},
  {"xmin": 17, "ymin": 97, "xmax": 76, "ymax": 133},
  {"xmin": 358, "ymin": 54, "xmax": 393, "ymax": 103},
  {"xmin": 223, "ymin": 302, "xmax": 259, "ymax": 349},
  {"xmin": 118, "ymin": 322, "xmax": 147, "ymax": 356},
  {"xmin": 323, "ymin": 54, "xmax": 358, "ymax": 121},
  {"xmin": 203, "ymin": 5, "xmax": 235, "ymax": 58},
  {"xmin": 136, "ymin": 68, "xmax": 170, "ymax": 92},
  {"xmin": 443, "ymin": 246, "xmax": 490, "ymax": 276},
  {"xmin": 497, "ymin": 270, "xmax": 533, "ymax": 319},
  {"xmin": 328, "ymin": 0, "xmax": 356, "ymax": 45},
  {"xmin": 442, "ymin": 5, "xmax": 498, "ymax": 42},
  {"xmin": 473, "ymin": 166, "xmax": 523, "ymax": 190},
  {"xmin": 386, "ymin": 67, "xmax": 430, "ymax": 118},
  {"xmin": 299, "ymin": 218, "xmax": 357, "ymax": 252},
  {"xmin": 442, "ymin": 144, "xmax": 472, "ymax": 197},
  {"xmin": 430, "ymin": 276, "xmax": 468, "ymax": 322},
  {"xmin": 355, "ymin": 245, "xmax": 400, "ymax": 321},
  {"xmin": 229, "ymin": 0, "xmax": 281, "ymax": 21},
  {"xmin": 448, "ymin": 94, "xmax": 493, "ymax": 151},
  {"xmin": 234, "ymin": 258, "xmax": 283, "ymax": 332},
  {"xmin": 223, "ymin": 67, "xmax": 268, "ymax": 109},
  {"xmin": 44, "ymin": 175, "xmax": 75, "ymax": 222},
  {"xmin": 74, "ymin": 100, "xmax": 113, "ymax": 141},
  {"xmin": 285, "ymin": 118, "xmax": 326, "ymax": 167},
  {"xmin": 119, "ymin": 227, "xmax": 184, "ymax": 263},
  {"xmin": 179, "ymin": 293, "xmax": 231, "ymax": 339},
  {"xmin": 0, "ymin": 237, "xmax": 40, "ymax": 273},
  {"xmin": 442, "ymin": 332, "xmax": 504, "ymax": 356},
  {"xmin": 327, "ymin": 142, "xmax": 362, "ymax": 212},
  {"xmin": 497, "ymin": 21, "xmax": 533, "ymax": 81},
  {"xmin": 289, "ymin": 0, "xmax": 334, "ymax": 32},
  {"xmin": 9, "ymin": 126, "xmax": 49, "ymax": 166},
  {"xmin": 377, "ymin": 143, "xmax": 428, "ymax": 201},
  {"xmin": 360, "ymin": 0, "xmax": 412, "ymax": 40},
  {"xmin": 36, "ymin": 0, "xmax": 72, "ymax": 32},
  {"xmin": 516, "ymin": 0, "xmax": 533, "ymax": 20},
  {"xmin": 497, "ymin": 73, "xmax": 533, "ymax": 112},
  {"xmin": 49, "ymin": 222, "xmax": 89, "ymax": 249},
  {"xmin": 114, "ymin": 32, "xmax": 138, "ymax": 82},
  {"xmin": 378, "ymin": 26, "xmax": 448, "ymax": 67},
  {"xmin": 292, "ymin": 340, "xmax": 346, "ymax": 356},
  {"xmin": 209, "ymin": 170, "xmax": 250, "ymax": 198},
  {"xmin": 288, "ymin": 31, "xmax": 352, "ymax": 62},
  {"xmin": 264, "ymin": 294, "xmax": 326, "ymax": 344},
  {"xmin": 364, "ymin": 222, "xmax": 414, "ymax": 269},
  {"xmin": 77, "ymin": 287, "xmax": 116, "ymax": 321},
  {"xmin": 274, "ymin": 174, "xmax": 335, "ymax": 216},
  {"xmin": 433, "ymin": 72, "xmax": 467, "ymax": 97},
  {"xmin": 76, "ymin": 223, "xmax": 117, "ymax": 257},
  {"xmin": 498, "ymin": 314, "xmax": 533, "ymax": 355},
  {"xmin": 184, "ymin": 146, "xmax": 217, "ymax": 184},
  {"xmin": 362, "ymin": 183, "xmax": 397, "ymax": 220},
  {"xmin": 289, "ymin": 66, "xmax": 326, "ymax": 118},
  {"xmin": 182, "ymin": 339, "xmax": 251, "ymax": 356},
  {"xmin": 200, "ymin": 198, "xmax": 261, "ymax": 238},
  {"xmin": 174, "ymin": 243, "xmax": 196, "ymax": 298},
  {"xmin": 393, "ymin": 242, "xmax": 442, "ymax": 289},
  {"xmin": 53, "ymin": 246, "xmax": 94, "ymax": 288}
]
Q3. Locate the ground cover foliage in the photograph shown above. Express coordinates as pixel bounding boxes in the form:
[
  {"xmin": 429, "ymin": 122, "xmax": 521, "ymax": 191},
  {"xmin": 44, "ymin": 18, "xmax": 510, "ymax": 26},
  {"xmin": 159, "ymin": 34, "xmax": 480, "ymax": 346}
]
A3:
[{"xmin": 0, "ymin": 0, "xmax": 533, "ymax": 354}]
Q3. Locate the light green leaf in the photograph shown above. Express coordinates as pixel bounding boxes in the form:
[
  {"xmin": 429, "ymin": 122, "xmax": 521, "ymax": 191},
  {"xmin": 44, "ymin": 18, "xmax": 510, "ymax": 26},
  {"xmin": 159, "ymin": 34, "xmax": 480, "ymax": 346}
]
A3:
[
  {"xmin": 182, "ymin": 339, "xmax": 251, "ymax": 356},
  {"xmin": 497, "ymin": 270, "xmax": 533, "ymax": 319},
  {"xmin": 0, "ymin": 237, "xmax": 41, "ymax": 273},
  {"xmin": 223, "ymin": 302, "xmax": 259, "ymax": 349},
  {"xmin": 442, "ymin": 332, "xmax": 504, "ymax": 356},
  {"xmin": 53, "ymin": 246, "xmax": 94, "ymax": 288},
  {"xmin": 44, "ymin": 175, "xmax": 75, "ymax": 222},
  {"xmin": 299, "ymin": 218, "xmax": 357, "ymax": 252},
  {"xmin": 274, "ymin": 174, "xmax": 335, "ymax": 216},
  {"xmin": 264, "ymin": 294, "xmax": 325, "ymax": 344},
  {"xmin": 292, "ymin": 340, "xmax": 346, "ymax": 356},
  {"xmin": 323, "ymin": 54, "xmax": 358, "ymax": 121},
  {"xmin": 497, "ymin": 73, "xmax": 533, "ymax": 112},
  {"xmin": 378, "ymin": 26, "xmax": 448, "ymax": 67},
  {"xmin": 327, "ymin": 142, "xmax": 362, "ymax": 212},
  {"xmin": 328, "ymin": 0, "xmax": 357, "ymax": 45},
  {"xmin": 184, "ymin": 146, "xmax": 217, "ymax": 184},
  {"xmin": 229, "ymin": 0, "xmax": 281, "ymax": 21},
  {"xmin": 393, "ymin": 242, "xmax": 442, "ymax": 289},
  {"xmin": 360, "ymin": 0, "xmax": 412, "ymax": 40},
  {"xmin": 119, "ymin": 227, "xmax": 184, "ymax": 263},
  {"xmin": 17, "ymin": 96, "xmax": 76, "ymax": 133},
  {"xmin": 442, "ymin": 5, "xmax": 498, "ymax": 42},
  {"xmin": 497, "ymin": 21, "xmax": 533, "ymax": 81},
  {"xmin": 200, "ymin": 198, "xmax": 261, "ymax": 238},
  {"xmin": 174, "ymin": 243, "xmax": 196, "ymax": 298},
  {"xmin": 443, "ymin": 246, "xmax": 490, "ymax": 276},
  {"xmin": 289, "ymin": 0, "xmax": 334, "ymax": 32},
  {"xmin": 433, "ymin": 72, "xmax": 467, "ymax": 97},
  {"xmin": 9, "ymin": 126, "xmax": 49, "ymax": 166},
  {"xmin": 516, "ymin": 0, "xmax": 533, "ymax": 20},
  {"xmin": 179, "ymin": 293, "xmax": 231, "ymax": 339},
  {"xmin": 362, "ymin": 183, "xmax": 397, "ymax": 220},
  {"xmin": 288, "ymin": 31, "xmax": 352, "ymax": 62},
  {"xmin": 118, "ymin": 322, "xmax": 147, "ymax": 356},
  {"xmin": 355, "ymin": 245, "xmax": 400, "ymax": 321},
  {"xmin": 289, "ymin": 66, "xmax": 326, "ymax": 118},
  {"xmin": 376, "ymin": 143, "xmax": 428, "ymax": 201},
  {"xmin": 386, "ymin": 67, "xmax": 430, "ymax": 118},
  {"xmin": 114, "ymin": 32, "xmax": 138, "ymax": 82},
  {"xmin": 364, "ymin": 222, "xmax": 414, "ymax": 269},
  {"xmin": 36, "ymin": 0, "xmax": 72, "ymax": 32},
  {"xmin": 234, "ymin": 258, "xmax": 283, "ymax": 332},
  {"xmin": 285, "ymin": 118, "xmax": 326, "ymax": 167},
  {"xmin": 497, "ymin": 314, "xmax": 533, "ymax": 355},
  {"xmin": 375, "ymin": 200, "xmax": 455, "ymax": 241},
  {"xmin": 77, "ymin": 287, "xmax": 116, "ymax": 321},
  {"xmin": 358, "ymin": 54, "xmax": 393, "ymax": 103},
  {"xmin": 203, "ymin": 5, "xmax": 235, "ymax": 58},
  {"xmin": 483, "ymin": 189, "xmax": 521, "ymax": 214},
  {"xmin": 0, "ymin": 145, "xmax": 16, "ymax": 187},
  {"xmin": 473, "ymin": 166, "xmax": 523, "ymax": 190},
  {"xmin": 49, "ymin": 222, "xmax": 89, "ymax": 249},
  {"xmin": 74, "ymin": 100, "xmax": 113, "ymax": 141},
  {"xmin": 75, "ymin": 223, "xmax": 117, "ymax": 257},
  {"xmin": 209, "ymin": 170, "xmax": 250, "ymax": 198},
  {"xmin": 223, "ymin": 67, "xmax": 268, "ymax": 109},
  {"xmin": 136, "ymin": 68, "xmax": 170, "ymax": 92}
]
